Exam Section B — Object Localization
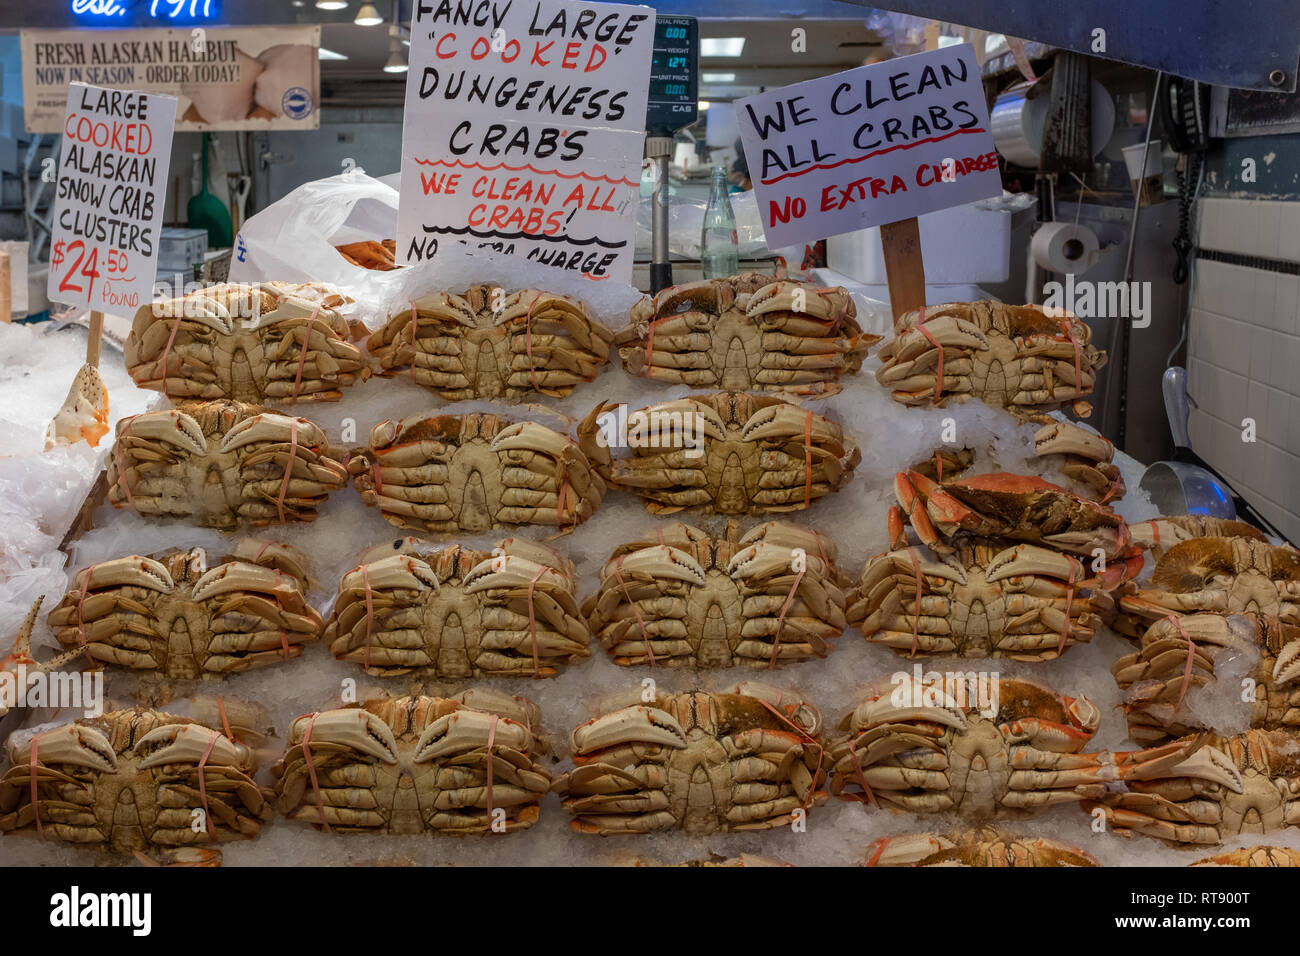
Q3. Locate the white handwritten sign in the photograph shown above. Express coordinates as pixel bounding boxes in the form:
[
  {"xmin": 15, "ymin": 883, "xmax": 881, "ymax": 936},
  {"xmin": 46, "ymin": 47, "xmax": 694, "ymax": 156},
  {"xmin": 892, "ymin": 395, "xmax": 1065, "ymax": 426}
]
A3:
[
  {"xmin": 736, "ymin": 44, "xmax": 1001, "ymax": 249},
  {"xmin": 397, "ymin": 0, "xmax": 654, "ymax": 283},
  {"xmin": 47, "ymin": 82, "xmax": 176, "ymax": 314}
]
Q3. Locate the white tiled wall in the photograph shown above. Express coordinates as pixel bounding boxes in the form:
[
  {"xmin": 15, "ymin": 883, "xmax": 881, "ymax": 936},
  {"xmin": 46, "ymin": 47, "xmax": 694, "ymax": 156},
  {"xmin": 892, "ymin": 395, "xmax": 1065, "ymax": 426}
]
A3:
[{"xmin": 1187, "ymin": 197, "xmax": 1300, "ymax": 543}]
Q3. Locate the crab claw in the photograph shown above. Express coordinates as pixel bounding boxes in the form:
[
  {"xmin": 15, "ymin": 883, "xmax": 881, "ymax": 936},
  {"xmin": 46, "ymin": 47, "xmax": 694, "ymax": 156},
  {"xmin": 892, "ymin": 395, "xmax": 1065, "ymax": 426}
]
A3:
[
  {"xmin": 80, "ymin": 556, "xmax": 175, "ymax": 594},
  {"xmin": 1034, "ymin": 420, "xmax": 1114, "ymax": 463},
  {"xmin": 290, "ymin": 709, "xmax": 399, "ymax": 763},
  {"xmin": 570, "ymin": 705, "xmax": 688, "ymax": 754},
  {"xmin": 727, "ymin": 540, "xmax": 804, "ymax": 580},
  {"xmin": 490, "ymin": 420, "xmax": 578, "ymax": 459},
  {"xmin": 986, "ymin": 543, "xmax": 1085, "ymax": 583},
  {"xmin": 341, "ymin": 554, "xmax": 441, "ymax": 593},
  {"xmin": 122, "ymin": 408, "xmax": 207, "ymax": 456},
  {"xmin": 463, "ymin": 555, "xmax": 566, "ymax": 592},
  {"xmin": 415, "ymin": 709, "xmax": 531, "ymax": 761},
  {"xmin": 608, "ymin": 545, "xmax": 707, "ymax": 586},
  {"xmin": 20, "ymin": 724, "xmax": 117, "ymax": 773},
  {"xmin": 740, "ymin": 403, "xmax": 838, "ymax": 445},
  {"xmin": 136, "ymin": 723, "xmax": 250, "ymax": 770},
  {"xmin": 1273, "ymin": 637, "xmax": 1300, "ymax": 687},
  {"xmin": 220, "ymin": 412, "xmax": 314, "ymax": 453}
]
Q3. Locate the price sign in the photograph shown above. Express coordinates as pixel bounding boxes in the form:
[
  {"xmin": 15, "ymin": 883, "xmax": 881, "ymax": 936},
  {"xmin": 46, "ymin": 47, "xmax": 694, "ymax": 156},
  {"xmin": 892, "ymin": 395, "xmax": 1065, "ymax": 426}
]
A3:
[
  {"xmin": 47, "ymin": 82, "xmax": 176, "ymax": 314},
  {"xmin": 646, "ymin": 16, "xmax": 697, "ymax": 133}
]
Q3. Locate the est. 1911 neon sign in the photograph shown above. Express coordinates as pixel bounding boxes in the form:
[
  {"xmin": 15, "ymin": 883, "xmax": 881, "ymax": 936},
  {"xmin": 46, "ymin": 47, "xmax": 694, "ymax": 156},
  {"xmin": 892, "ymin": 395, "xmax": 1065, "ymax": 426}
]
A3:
[{"xmin": 71, "ymin": 0, "xmax": 221, "ymax": 22}]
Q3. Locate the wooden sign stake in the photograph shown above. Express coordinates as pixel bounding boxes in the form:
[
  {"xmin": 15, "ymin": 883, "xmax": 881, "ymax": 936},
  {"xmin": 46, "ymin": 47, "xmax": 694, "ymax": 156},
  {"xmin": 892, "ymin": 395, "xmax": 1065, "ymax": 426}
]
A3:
[
  {"xmin": 0, "ymin": 250, "xmax": 10, "ymax": 324},
  {"xmin": 880, "ymin": 216, "xmax": 926, "ymax": 329},
  {"xmin": 86, "ymin": 310, "xmax": 104, "ymax": 368}
]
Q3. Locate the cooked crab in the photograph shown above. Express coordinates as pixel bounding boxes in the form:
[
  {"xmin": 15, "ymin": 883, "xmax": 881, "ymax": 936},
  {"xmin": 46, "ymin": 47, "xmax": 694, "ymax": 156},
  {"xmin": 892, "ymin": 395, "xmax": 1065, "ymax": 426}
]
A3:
[
  {"xmin": 47, "ymin": 540, "xmax": 319, "ymax": 679},
  {"xmin": 273, "ymin": 690, "xmax": 551, "ymax": 835},
  {"xmin": 616, "ymin": 275, "xmax": 877, "ymax": 396},
  {"xmin": 863, "ymin": 828, "xmax": 1100, "ymax": 867},
  {"xmin": 325, "ymin": 536, "xmax": 589, "ymax": 678},
  {"xmin": 827, "ymin": 674, "xmax": 1176, "ymax": 817},
  {"xmin": 889, "ymin": 469, "xmax": 1139, "ymax": 573},
  {"xmin": 578, "ymin": 391, "xmax": 859, "ymax": 515},
  {"xmin": 1115, "ymin": 537, "xmax": 1300, "ymax": 638},
  {"xmin": 1112, "ymin": 612, "xmax": 1300, "ymax": 744},
  {"xmin": 875, "ymin": 301, "xmax": 1105, "ymax": 417},
  {"xmin": 365, "ymin": 285, "xmax": 613, "ymax": 400},
  {"xmin": 1083, "ymin": 729, "xmax": 1298, "ymax": 845},
  {"xmin": 1033, "ymin": 419, "xmax": 1125, "ymax": 501},
  {"xmin": 1130, "ymin": 515, "xmax": 1267, "ymax": 557},
  {"xmin": 557, "ymin": 682, "xmax": 826, "ymax": 834},
  {"xmin": 107, "ymin": 400, "xmax": 348, "ymax": 528},
  {"xmin": 584, "ymin": 521, "xmax": 850, "ymax": 668},
  {"xmin": 849, "ymin": 540, "xmax": 1116, "ymax": 660},
  {"xmin": 1191, "ymin": 846, "xmax": 1300, "ymax": 866},
  {"xmin": 125, "ymin": 282, "xmax": 365, "ymax": 404},
  {"xmin": 0, "ymin": 707, "xmax": 271, "ymax": 859},
  {"xmin": 348, "ymin": 412, "xmax": 604, "ymax": 534}
]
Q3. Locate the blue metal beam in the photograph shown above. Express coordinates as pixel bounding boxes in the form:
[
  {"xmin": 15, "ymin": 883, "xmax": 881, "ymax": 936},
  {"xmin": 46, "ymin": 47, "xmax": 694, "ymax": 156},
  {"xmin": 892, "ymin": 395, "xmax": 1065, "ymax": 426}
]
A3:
[{"xmin": 836, "ymin": 0, "xmax": 1300, "ymax": 91}]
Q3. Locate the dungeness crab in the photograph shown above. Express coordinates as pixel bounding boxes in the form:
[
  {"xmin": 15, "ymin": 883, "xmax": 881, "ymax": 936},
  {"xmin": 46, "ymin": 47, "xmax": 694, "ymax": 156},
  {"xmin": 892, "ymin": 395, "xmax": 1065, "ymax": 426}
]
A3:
[
  {"xmin": 557, "ymin": 682, "xmax": 827, "ymax": 834},
  {"xmin": 273, "ymin": 690, "xmax": 551, "ymax": 835},
  {"xmin": 47, "ymin": 540, "xmax": 319, "ymax": 679},
  {"xmin": 583, "ymin": 521, "xmax": 850, "ymax": 667},
  {"xmin": 125, "ymin": 282, "xmax": 365, "ymax": 404},
  {"xmin": 348, "ymin": 412, "xmax": 605, "ymax": 534},
  {"xmin": 615, "ymin": 275, "xmax": 878, "ymax": 396},
  {"xmin": 324, "ymin": 537, "xmax": 589, "ymax": 678},
  {"xmin": 863, "ymin": 828, "xmax": 1100, "ymax": 866},
  {"xmin": 579, "ymin": 391, "xmax": 859, "ymax": 515},
  {"xmin": 365, "ymin": 285, "xmax": 613, "ymax": 400},
  {"xmin": 0, "ymin": 707, "xmax": 271, "ymax": 860},
  {"xmin": 875, "ymin": 301, "xmax": 1105, "ymax": 417},
  {"xmin": 107, "ymin": 400, "xmax": 348, "ymax": 528}
]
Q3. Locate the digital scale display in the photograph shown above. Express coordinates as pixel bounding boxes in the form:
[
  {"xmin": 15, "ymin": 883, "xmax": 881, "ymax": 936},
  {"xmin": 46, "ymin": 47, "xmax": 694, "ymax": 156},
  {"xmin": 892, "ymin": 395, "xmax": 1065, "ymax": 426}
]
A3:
[{"xmin": 646, "ymin": 16, "xmax": 698, "ymax": 133}]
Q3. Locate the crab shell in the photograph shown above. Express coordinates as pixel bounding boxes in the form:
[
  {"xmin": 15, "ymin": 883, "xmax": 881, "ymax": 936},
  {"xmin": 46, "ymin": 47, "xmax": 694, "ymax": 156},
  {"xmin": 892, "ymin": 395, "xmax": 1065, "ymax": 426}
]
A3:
[
  {"xmin": 1115, "ymin": 537, "xmax": 1300, "ymax": 638},
  {"xmin": 1033, "ymin": 419, "xmax": 1125, "ymax": 502},
  {"xmin": 365, "ymin": 285, "xmax": 613, "ymax": 401},
  {"xmin": 47, "ymin": 541, "xmax": 320, "ymax": 679},
  {"xmin": 827, "ymin": 675, "xmax": 1183, "ymax": 817},
  {"xmin": 889, "ymin": 469, "xmax": 1140, "ymax": 581},
  {"xmin": 106, "ymin": 400, "xmax": 349, "ymax": 528},
  {"xmin": 849, "ymin": 540, "xmax": 1116, "ymax": 661},
  {"xmin": 0, "ymin": 598, "xmax": 85, "ymax": 720},
  {"xmin": 1112, "ymin": 612, "xmax": 1300, "ymax": 744},
  {"xmin": 875, "ymin": 301, "xmax": 1105, "ymax": 417},
  {"xmin": 125, "ymin": 282, "xmax": 366, "ymax": 404},
  {"xmin": 863, "ymin": 829, "xmax": 1100, "ymax": 867},
  {"xmin": 44, "ymin": 364, "xmax": 110, "ymax": 451},
  {"xmin": 583, "ymin": 520, "xmax": 850, "ymax": 668},
  {"xmin": 272, "ymin": 691, "xmax": 551, "ymax": 835},
  {"xmin": 0, "ymin": 708, "xmax": 271, "ymax": 856},
  {"xmin": 556, "ymin": 682, "xmax": 826, "ymax": 835},
  {"xmin": 1191, "ymin": 846, "xmax": 1300, "ymax": 866},
  {"xmin": 1082, "ymin": 729, "xmax": 1297, "ymax": 845},
  {"xmin": 324, "ymin": 537, "xmax": 589, "ymax": 678},
  {"xmin": 1130, "ymin": 515, "xmax": 1268, "ymax": 558},
  {"xmin": 617, "ymin": 275, "xmax": 878, "ymax": 396},
  {"xmin": 578, "ymin": 391, "xmax": 860, "ymax": 516},
  {"xmin": 349, "ymin": 412, "xmax": 605, "ymax": 534}
]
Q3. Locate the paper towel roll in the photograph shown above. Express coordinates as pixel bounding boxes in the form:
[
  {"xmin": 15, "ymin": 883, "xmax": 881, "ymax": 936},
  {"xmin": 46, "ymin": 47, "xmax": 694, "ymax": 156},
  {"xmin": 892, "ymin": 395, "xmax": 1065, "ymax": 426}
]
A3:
[{"xmin": 1031, "ymin": 221, "xmax": 1100, "ymax": 274}]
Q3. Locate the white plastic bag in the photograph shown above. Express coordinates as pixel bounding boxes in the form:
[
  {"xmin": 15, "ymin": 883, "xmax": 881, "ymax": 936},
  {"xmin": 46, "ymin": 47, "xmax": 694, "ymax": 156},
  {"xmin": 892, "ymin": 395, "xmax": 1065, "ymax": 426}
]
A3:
[{"xmin": 229, "ymin": 170, "xmax": 404, "ymax": 328}]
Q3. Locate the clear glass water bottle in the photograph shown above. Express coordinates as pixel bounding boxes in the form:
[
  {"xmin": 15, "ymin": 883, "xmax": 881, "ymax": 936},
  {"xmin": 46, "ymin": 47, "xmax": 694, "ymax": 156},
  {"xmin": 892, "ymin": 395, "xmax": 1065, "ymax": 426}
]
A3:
[{"xmin": 701, "ymin": 166, "xmax": 739, "ymax": 279}]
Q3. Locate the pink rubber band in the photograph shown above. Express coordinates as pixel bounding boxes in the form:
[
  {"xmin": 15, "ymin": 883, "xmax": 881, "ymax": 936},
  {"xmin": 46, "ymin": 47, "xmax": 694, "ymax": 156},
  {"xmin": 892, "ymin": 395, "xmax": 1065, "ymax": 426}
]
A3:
[
  {"xmin": 113, "ymin": 417, "xmax": 139, "ymax": 512},
  {"xmin": 484, "ymin": 714, "xmax": 498, "ymax": 831},
  {"xmin": 197, "ymin": 730, "xmax": 218, "ymax": 842},
  {"xmin": 846, "ymin": 736, "xmax": 880, "ymax": 809},
  {"xmin": 613, "ymin": 554, "xmax": 656, "ymax": 665},
  {"xmin": 1058, "ymin": 556, "xmax": 1081, "ymax": 655},
  {"xmin": 275, "ymin": 419, "xmax": 299, "ymax": 524},
  {"xmin": 906, "ymin": 547, "xmax": 924, "ymax": 658},
  {"xmin": 300, "ymin": 713, "xmax": 330, "ymax": 832},
  {"xmin": 754, "ymin": 698, "xmax": 825, "ymax": 811},
  {"xmin": 1168, "ymin": 614, "xmax": 1196, "ymax": 712},
  {"xmin": 802, "ymin": 411, "xmax": 813, "ymax": 509},
  {"xmin": 154, "ymin": 315, "xmax": 183, "ymax": 399},
  {"xmin": 916, "ymin": 308, "xmax": 945, "ymax": 404},
  {"xmin": 75, "ymin": 563, "xmax": 99, "ymax": 648},
  {"xmin": 1058, "ymin": 318, "xmax": 1084, "ymax": 398},
  {"xmin": 361, "ymin": 564, "xmax": 375, "ymax": 673},
  {"xmin": 526, "ymin": 564, "xmax": 548, "ymax": 678},
  {"xmin": 769, "ymin": 567, "xmax": 806, "ymax": 669},
  {"xmin": 288, "ymin": 303, "xmax": 323, "ymax": 406},
  {"xmin": 409, "ymin": 302, "xmax": 420, "ymax": 383}
]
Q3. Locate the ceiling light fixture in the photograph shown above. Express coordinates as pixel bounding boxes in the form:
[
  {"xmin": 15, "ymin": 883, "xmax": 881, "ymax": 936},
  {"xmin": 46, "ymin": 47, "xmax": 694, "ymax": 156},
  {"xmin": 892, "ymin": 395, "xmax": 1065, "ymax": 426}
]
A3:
[
  {"xmin": 701, "ymin": 72, "xmax": 736, "ymax": 83},
  {"xmin": 315, "ymin": 1, "xmax": 348, "ymax": 10},
  {"xmin": 318, "ymin": 47, "xmax": 349, "ymax": 60},
  {"xmin": 700, "ymin": 37, "xmax": 745, "ymax": 57},
  {"xmin": 698, "ymin": 100, "xmax": 710, "ymax": 111},
  {"xmin": 354, "ymin": 3, "xmax": 382, "ymax": 25},
  {"xmin": 383, "ymin": 36, "xmax": 408, "ymax": 73}
]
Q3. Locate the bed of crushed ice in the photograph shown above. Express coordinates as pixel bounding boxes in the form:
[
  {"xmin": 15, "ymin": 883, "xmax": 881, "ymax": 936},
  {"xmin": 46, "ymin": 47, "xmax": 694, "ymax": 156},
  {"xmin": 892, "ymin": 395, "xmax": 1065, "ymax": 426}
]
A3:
[{"xmin": 3, "ymin": 249, "xmax": 1296, "ymax": 867}]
